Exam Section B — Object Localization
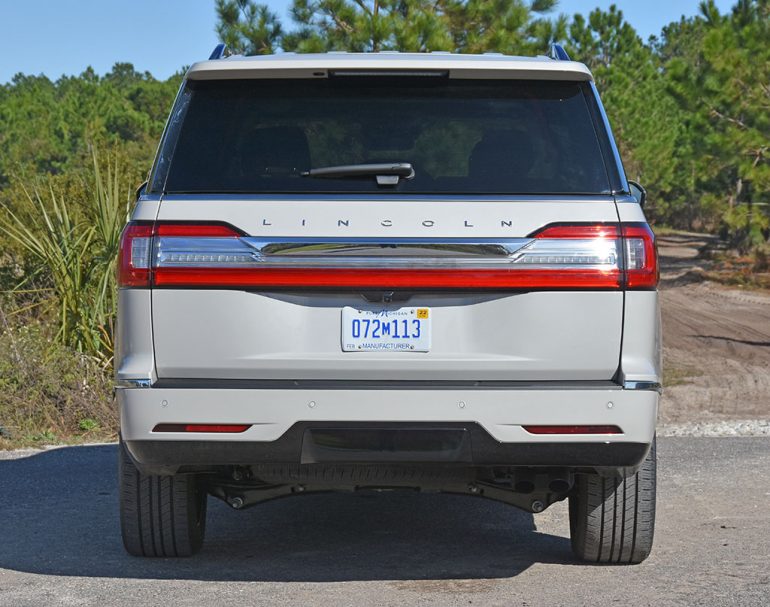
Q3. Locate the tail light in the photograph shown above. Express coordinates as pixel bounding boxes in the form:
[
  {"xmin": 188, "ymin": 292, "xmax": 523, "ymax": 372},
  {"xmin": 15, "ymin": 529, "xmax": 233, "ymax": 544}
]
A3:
[
  {"xmin": 118, "ymin": 222, "xmax": 154, "ymax": 287},
  {"xmin": 118, "ymin": 221, "xmax": 657, "ymax": 290},
  {"xmin": 622, "ymin": 224, "xmax": 658, "ymax": 289},
  {"xmin": 118, "ymin": 222, "xmax": 243, "ymax": 288}
]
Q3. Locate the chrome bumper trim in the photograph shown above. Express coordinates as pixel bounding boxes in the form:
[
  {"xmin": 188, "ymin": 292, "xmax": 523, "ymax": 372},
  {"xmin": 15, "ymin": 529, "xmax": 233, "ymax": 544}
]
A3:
[
  {"xmin": 623, "ymin": 381, "xmax": 662, "ymax": 393},
  {"xmin": 116, "ymin": 379, "xmax": 153, "ymax": 389}
]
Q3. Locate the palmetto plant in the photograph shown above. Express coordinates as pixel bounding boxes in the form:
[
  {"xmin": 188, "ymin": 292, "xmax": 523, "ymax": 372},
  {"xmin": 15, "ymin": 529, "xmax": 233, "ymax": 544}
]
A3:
[{"xmin": 0, "ymin": 148, "xmax": 131, "ymax": 363}]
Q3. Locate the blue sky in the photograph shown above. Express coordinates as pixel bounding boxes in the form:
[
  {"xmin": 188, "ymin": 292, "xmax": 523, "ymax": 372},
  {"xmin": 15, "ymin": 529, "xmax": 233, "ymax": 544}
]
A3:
[{"xmin": 0, "ymin": 0, "xmax": 735, "ymax": 84}]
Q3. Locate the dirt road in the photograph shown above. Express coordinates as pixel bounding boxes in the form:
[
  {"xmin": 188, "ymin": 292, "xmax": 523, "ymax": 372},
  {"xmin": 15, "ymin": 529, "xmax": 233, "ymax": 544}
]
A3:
[{"xmin": 657, "ymin": 233, "xmax": 770, "ymax": 424}]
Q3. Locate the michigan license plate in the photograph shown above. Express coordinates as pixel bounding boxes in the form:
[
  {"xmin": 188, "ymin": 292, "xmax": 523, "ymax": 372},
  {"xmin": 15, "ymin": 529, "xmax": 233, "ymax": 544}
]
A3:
[{"xmin": 341, "ymin": 307, "xmax": 431, "ymax": 352}]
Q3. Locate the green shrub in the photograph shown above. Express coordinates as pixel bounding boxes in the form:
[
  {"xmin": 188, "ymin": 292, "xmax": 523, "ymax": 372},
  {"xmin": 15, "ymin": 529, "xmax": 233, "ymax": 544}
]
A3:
[
  {"xmin": 78, "ymin": 418, "xmax": 99, "ymax": 432},
  {"xmin": 0, "ymin": 147, "xmax": 131, "ymax": 362}
]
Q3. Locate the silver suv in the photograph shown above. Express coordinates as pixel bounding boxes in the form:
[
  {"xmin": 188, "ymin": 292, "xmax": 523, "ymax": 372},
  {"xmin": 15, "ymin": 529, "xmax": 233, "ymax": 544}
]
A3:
[{"xmin": 116, "ymin": 45, "xmax": 660, "ymax": 563}]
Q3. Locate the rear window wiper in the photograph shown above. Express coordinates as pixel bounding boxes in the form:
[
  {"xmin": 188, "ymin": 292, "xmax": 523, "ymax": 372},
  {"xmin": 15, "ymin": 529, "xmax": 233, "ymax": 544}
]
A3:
[{"xmin": 301, "ymin": 162, "xmax": 414, "ymax": 186}]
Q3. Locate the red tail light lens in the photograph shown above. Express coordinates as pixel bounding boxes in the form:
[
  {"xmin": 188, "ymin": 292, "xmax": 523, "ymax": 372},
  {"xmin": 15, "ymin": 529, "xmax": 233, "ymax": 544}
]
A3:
[
  {"xmin": 155, "ymin": 224, "xmax": 243, "ymax": 237},
  {"xmin": 534, "ymin": 224, "xmax": 620, "ymax": 240},
  {"xmin": 622, "ymin": 223, "xmax": 658, "ymax": 289},
  {"xmin": 118, "ymin": 222, "xmax": 154, "ymax": 287},
  {"xmin": 153, "ymin": 268, "xmax": 623, "ymax": 289}
]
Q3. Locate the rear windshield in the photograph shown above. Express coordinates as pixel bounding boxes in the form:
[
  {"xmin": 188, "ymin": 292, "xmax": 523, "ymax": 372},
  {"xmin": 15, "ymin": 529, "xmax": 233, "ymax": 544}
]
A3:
[{"xmin": 153, "ymin": 78, "xmax": 611, "ymax": 195}]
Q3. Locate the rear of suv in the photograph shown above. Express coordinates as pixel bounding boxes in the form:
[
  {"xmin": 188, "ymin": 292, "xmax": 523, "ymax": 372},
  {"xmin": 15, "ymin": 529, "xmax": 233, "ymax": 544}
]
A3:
[{"xmin": 116, "ymin": 46, "xmax": 660, "ymax": 563}]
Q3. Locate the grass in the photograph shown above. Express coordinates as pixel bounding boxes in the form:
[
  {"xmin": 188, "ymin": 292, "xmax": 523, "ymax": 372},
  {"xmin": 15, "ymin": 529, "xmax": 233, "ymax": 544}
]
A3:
[
  {"xmin": 663, "ymin": 364, "xmax": 702, "ymax": 388},
  {"xmin": 0, "ymin": 310, "xmax": 116, "ymax": 449},
  {"xmin": 649, "ymin": 224, "xmax": 683, "ymax": 237}
]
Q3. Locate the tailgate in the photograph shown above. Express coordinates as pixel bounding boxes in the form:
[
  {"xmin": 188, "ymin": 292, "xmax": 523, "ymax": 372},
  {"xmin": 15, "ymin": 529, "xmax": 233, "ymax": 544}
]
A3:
[{"xmin": 150, "ymin": 196, "xmax": 623, "ymax": 381}]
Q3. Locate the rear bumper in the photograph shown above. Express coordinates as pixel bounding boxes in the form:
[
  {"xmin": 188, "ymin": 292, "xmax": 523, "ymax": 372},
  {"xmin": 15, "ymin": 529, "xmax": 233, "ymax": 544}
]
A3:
[
  {"xmin": 119, "ymin": 383, "xmax": 657, "ymax": 474},
  {"xmin": 125, "ymin": 424, "xmax": 651, "ymax": 474}
]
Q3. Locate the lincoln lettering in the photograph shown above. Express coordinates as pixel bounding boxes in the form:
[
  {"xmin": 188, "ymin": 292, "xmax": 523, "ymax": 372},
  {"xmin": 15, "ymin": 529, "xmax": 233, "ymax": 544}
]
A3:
[{"xmin": 255, "ymin": 219, "xmax": 514, "ymax": 229}]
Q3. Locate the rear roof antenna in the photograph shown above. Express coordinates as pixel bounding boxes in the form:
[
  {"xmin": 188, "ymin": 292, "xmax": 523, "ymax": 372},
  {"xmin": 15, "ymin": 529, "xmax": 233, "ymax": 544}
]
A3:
[
  {"xmin": 209, "ymin": 43, "xmax": 228, "ymax": 60},
  {"xmin": 548, "ymin": 43, "xmax": 571, "ymax": 61}
]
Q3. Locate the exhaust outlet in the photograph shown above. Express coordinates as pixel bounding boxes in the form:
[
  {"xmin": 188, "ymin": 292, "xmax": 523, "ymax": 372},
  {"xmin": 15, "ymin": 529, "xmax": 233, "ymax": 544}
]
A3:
[
  {"xmin": 513, "ymin": 470, "xmax": 536, "ymax": 494},
  {"xmin": 548, "ymin": 477, "xmax": 573, "ymax": 494},
  {"xmin": 514, "ymin": 480, "xmax": 535, "ymax": 494}
]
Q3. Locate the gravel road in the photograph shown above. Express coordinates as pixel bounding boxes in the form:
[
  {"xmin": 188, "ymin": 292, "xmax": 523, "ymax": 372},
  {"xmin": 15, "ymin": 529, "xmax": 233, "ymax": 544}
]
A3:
[{"xmin": 0, "ymin": 437, "xmax": 768, "ymax": 607}]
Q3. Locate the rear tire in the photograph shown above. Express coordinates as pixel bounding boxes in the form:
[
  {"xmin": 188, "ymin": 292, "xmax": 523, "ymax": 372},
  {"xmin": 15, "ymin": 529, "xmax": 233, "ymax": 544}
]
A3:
[
  {"xmin": 569, "ymin": 438, "xmax": 656, "ymax": 564},
  {"xmin": 119, "ymin": 438, "xmax": 207, "ymax": 557}
]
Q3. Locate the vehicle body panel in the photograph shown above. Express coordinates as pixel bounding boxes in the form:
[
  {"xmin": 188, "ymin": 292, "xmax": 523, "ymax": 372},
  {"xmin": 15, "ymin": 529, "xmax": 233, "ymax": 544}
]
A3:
[
  {"xmin": 150, "ymin": 196, "xmax": 624, "ymax": 381},
  {"xmin": 152, "ymin": 289, "xmax": 623, "ymax": 380},
  {"xmin": 119, "ymin": 385, "xmax": 657, "ymax": 445}
]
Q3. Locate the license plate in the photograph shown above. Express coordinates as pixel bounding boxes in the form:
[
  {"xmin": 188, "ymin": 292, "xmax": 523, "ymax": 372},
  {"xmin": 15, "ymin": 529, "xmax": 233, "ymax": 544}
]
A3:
[{"xmin": 342, "ymin": 307, "xmax": 431, "ymax": 352}]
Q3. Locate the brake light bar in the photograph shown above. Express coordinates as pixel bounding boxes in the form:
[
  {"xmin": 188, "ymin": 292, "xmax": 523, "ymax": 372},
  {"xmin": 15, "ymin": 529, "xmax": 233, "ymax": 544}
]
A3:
[
  {"xmin": 153, "ymin": 267, "xmax": 620, "ymax": 289},
  {"xmin": 117, "ymin": 221, "xmax": 657, "ymax": 290}
]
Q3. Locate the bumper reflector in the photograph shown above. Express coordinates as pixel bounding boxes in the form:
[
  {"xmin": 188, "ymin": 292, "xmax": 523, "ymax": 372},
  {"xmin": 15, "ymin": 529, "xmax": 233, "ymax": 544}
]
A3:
[
  {"xmin": 522, "ymin": 425, "xmax": 623, "ymax": 435},
  {"xmin": 152, "ymin": 423, "xmax": 252, "ymax": 433}
]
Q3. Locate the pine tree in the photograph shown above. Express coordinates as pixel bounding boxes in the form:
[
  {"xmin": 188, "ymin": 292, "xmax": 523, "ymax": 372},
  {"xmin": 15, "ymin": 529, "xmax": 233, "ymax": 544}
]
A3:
[{"xmin": 215, "ymin": 0, "xmax": 283, "ymax": 55}]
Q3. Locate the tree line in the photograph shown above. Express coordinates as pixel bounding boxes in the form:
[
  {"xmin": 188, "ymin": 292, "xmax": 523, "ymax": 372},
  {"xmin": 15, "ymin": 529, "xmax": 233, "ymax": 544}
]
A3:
[{"xmin": 0, "ymin": 0, "xmax": 767, "ymax": 249}]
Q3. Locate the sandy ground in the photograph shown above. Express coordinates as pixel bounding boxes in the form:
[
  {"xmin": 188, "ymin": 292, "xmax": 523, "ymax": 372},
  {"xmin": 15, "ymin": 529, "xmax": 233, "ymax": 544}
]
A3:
[{"xmin": 657, "ymin": 233, "xmax": 770, "ymax": 424}]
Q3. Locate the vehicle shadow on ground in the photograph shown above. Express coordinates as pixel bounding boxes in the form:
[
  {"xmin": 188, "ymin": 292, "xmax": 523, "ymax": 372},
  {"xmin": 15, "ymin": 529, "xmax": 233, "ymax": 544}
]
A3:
[{"xmin": 0, "ymin": 444, "xmax": 575, "ymax": 582}]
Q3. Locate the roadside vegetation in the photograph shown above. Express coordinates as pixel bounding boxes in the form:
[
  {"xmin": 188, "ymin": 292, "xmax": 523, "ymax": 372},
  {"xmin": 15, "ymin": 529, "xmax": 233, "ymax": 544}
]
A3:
[
  {"xmin": 0, "ymin": 0, "xmax": 767, "ymax": 447},
  {"xmin": 0, "ymin": 147, "xmax": 139, "ymax": 447},
  {"xmin": 702, "ymin": 252, "xmax": 770, "ymax": 290}
]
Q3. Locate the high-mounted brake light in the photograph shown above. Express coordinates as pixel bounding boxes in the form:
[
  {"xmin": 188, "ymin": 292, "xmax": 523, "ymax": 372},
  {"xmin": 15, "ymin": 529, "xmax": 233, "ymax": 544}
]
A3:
[{"xmin": 117, "ymin": 221, "xmax": 657, "ymax": 290}]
